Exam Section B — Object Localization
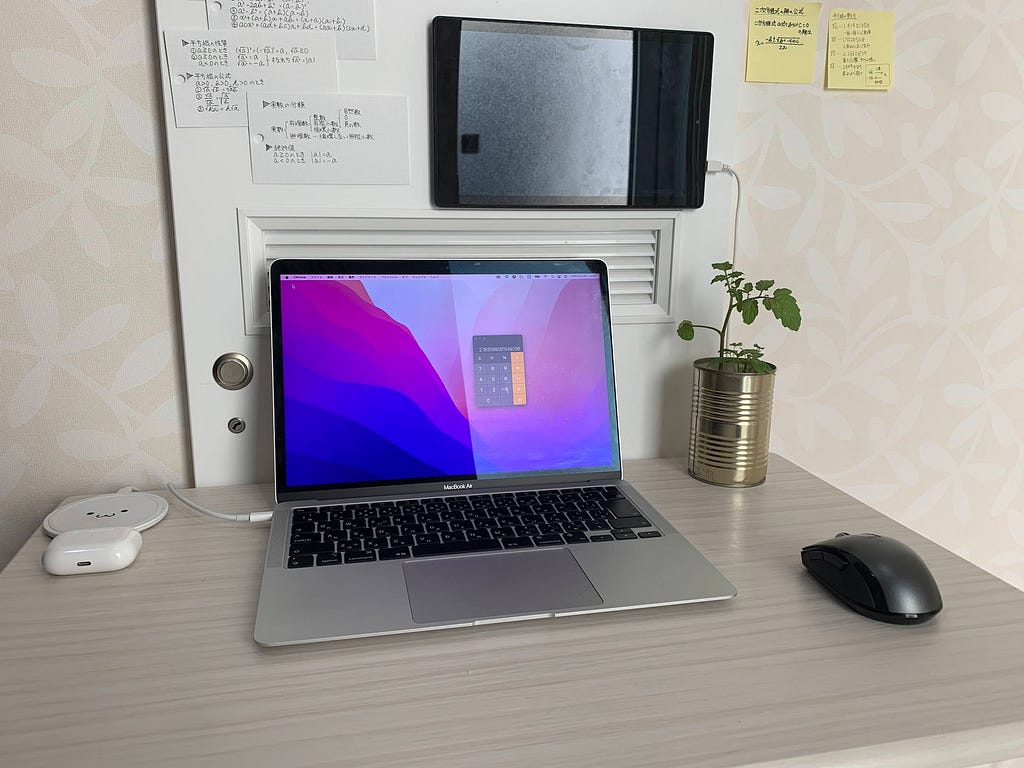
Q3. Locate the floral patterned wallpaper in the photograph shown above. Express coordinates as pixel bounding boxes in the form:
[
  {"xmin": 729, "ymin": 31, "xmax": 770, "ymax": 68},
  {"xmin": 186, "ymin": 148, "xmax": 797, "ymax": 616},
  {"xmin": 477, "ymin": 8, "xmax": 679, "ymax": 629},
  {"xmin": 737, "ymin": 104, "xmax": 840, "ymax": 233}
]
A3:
[
  {"xmin": 736, "ymin": 0, "xmax": 1024, "ymax": 590},
  {"xmin": 1, "ymin": 0, "xmax": 1022, "ymax": 610},
  {"xmin": 0, "ymin": 0, "xmax": 187, "ymax": 565}
]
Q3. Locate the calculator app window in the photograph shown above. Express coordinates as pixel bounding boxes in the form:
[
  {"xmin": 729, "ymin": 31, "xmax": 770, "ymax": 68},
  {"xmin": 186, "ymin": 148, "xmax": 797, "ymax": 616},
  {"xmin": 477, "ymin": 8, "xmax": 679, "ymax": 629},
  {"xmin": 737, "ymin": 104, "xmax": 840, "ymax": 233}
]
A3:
[{"xmin": 473, "ymin": 335, "xmax": 527, "ymax": 407}]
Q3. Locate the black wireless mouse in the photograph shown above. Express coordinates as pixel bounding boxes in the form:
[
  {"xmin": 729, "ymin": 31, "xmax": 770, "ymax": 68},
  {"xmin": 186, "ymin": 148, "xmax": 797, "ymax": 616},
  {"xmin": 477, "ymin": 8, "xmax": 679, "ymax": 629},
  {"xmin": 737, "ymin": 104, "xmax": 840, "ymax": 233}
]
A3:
[{"xmin": 801, "ymin": 532, "xmax": 942, "ymax": 624}]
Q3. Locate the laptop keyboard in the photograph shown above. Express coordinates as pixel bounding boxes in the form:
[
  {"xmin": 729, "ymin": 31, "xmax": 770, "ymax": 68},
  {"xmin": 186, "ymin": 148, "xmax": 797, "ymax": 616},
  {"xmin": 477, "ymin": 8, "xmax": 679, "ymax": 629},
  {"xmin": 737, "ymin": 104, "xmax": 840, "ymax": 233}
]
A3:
[{"xmin": 285, "ymin": 485, "xmax": 662, "ymax": 568}]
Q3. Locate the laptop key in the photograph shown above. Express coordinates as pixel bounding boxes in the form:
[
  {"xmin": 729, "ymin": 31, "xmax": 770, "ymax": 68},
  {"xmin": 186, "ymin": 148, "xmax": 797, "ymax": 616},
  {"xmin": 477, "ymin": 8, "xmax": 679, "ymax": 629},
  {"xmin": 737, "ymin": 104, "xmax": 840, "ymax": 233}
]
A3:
[
  {"xmin": 289, "ymin": 533, "xmax": 319, "ymax": 545},
  {"xmin": 606, "ymin": 498, "xmax": 641, "ymax": 517},
  {"xmin": 501, "ymin": 536, "xmax": 535, "ymax": 549},
  {"xmin": 316, "ymin": 553, "xmax": 342, "ymax": 566},
  {"xmin": 290, "ymin": 541, "xmax": 334, "ymax": 556},
  {"xmin": 391, "ymin": 534, "xmax": 415, "ymax": 546},
  {"xmin": 344, "ymin": 550, "xmax": 377, "ymax": 564},
  {"xmin": 590, "ymin": 534, "xmax": 614, "ymax": 542},
  {"xmin": 465, "ymin": 529, "xmax": 492, "ymax": 541},
  {"xmin": 411, "ymin": 539, "xmax": 502, "ymax": 557},
  {"xmin": 533, "ymin": 534, "xmax": 564, "ymax": 546},
  {"xmin": 638, "ymin": 531, "xmax": 662, "ymax": 539},
  {"xmin": 416, "ymin": 533, "xmax": 440, "ymax": 544},
  {"xmin": 291, "ymin": 521, "xmax": 317, "ymax": 533},
  {"xmin": 611, "ymin": 530, "xmax": 638, "ymax": 540},
  {"xmin": 287, "ymin": 555, "xmax": 315, "ymax": 568},
  {"xmin": 610, "ymin": 516, "xmax": 650, "ymax": 529},
  {"xmin": 563, "ymin": 532, "xmax": 589, "ymax": 544},
  {"xmin": 379, "ymin": 547, "xmax": 410, "ymax": 561}
]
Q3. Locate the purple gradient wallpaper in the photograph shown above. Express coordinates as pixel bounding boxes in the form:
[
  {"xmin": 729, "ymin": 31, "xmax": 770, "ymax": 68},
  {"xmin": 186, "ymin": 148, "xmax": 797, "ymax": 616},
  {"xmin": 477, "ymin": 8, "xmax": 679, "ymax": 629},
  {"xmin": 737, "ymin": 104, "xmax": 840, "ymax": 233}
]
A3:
[{"xmin": 279, "ymin": 272, "xmax": 617, "ymax": 488}]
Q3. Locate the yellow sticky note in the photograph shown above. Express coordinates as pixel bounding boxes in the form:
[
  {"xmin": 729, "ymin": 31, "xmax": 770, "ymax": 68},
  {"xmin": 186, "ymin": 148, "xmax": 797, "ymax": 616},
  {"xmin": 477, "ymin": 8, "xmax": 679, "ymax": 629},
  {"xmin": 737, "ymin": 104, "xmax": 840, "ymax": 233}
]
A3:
[
  {"xmin": 746, "ymin": 2, "xmax": 822, "ymax": 84},
  {"xmin": 826, "ymin": 9, "xmax": 895, "ymax": 90}
]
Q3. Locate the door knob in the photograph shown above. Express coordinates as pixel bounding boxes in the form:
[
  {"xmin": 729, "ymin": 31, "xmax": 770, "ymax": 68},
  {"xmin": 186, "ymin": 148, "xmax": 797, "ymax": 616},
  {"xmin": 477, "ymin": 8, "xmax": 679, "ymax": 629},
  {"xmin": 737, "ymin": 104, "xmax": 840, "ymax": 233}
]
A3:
[{"xmin": 212, "ymin": 352, "xmax": 253, "ymax": 390}]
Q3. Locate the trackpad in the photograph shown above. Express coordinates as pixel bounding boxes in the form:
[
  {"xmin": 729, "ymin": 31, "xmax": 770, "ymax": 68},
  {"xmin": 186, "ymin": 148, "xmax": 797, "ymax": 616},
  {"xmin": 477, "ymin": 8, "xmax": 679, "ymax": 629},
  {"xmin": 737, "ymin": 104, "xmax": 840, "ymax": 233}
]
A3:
[{"xmin": 404, "ymin": 549, "xmax": 603, "ymax": 624}]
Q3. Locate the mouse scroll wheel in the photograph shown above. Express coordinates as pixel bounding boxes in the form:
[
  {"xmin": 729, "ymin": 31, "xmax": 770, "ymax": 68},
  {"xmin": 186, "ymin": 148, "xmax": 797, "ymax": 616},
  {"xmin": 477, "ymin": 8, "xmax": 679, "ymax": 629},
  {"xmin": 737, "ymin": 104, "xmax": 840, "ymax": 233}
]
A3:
[{"xmin": 835, "ymin": 532, "xmax": 850, "ymax": 537}]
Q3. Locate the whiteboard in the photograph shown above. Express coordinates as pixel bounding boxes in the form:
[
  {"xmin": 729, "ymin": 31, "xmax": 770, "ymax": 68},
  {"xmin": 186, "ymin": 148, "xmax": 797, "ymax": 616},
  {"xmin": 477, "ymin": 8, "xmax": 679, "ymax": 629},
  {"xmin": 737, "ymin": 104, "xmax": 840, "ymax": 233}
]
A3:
[{"xmin": 153, "ymin": 0, "xmax": 745, "ymax": 486}]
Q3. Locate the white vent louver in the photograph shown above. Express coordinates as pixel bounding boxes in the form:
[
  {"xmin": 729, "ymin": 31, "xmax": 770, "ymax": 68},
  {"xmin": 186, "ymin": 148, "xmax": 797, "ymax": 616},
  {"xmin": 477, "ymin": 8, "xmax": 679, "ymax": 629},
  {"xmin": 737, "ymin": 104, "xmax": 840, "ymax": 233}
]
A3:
[{"xmin": 239, "ymin": 213, "xmax": 674, "ymax": 335}]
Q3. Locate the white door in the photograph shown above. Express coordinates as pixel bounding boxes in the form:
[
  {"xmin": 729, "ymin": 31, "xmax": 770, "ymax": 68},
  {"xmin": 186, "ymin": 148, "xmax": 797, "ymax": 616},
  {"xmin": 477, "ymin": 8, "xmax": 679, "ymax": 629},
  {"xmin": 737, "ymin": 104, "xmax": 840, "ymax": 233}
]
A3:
[{"xmin": 153, "ymin": 0, "xmax": 742, "ymax": 485}]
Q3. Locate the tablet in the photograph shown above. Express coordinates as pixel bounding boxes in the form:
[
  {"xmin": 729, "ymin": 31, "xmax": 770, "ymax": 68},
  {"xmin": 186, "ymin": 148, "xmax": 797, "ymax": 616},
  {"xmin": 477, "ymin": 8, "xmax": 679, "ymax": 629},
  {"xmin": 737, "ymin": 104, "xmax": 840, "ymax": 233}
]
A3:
[{"xmin": 431, "ymin": 16, "xmax": 714, "ymax": 209}]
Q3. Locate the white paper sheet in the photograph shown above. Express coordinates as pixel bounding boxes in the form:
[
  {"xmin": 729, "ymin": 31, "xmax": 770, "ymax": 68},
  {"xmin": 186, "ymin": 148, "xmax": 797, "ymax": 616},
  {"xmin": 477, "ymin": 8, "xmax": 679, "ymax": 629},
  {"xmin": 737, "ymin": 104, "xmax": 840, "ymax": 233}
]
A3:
[
  {"xmin": 247, "ymin": 93, "xmax": 409, "ymax": 184},
  {"xmin": 206, "ymin": 0, "xmax": 376, "ymax": 60},
  {"xmin": 164, "ymin": 30, "xmax": 338, "ymax": 128}
]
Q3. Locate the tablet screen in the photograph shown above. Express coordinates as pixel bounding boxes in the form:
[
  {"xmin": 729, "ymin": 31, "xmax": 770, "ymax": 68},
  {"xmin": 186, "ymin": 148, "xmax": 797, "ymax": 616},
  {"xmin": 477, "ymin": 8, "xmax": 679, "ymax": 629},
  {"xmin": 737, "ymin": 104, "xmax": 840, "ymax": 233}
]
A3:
[{"xmin": 431, "ymin": 17, "xmax": 714, "ymax": 209}]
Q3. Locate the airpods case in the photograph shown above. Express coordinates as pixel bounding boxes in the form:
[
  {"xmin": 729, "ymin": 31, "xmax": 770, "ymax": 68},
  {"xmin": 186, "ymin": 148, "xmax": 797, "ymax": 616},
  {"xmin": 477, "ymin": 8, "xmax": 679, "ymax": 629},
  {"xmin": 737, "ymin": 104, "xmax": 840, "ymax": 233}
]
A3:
[{"xmin": 42, "ymin": 527, "xmax": 143, "ymax": 576}]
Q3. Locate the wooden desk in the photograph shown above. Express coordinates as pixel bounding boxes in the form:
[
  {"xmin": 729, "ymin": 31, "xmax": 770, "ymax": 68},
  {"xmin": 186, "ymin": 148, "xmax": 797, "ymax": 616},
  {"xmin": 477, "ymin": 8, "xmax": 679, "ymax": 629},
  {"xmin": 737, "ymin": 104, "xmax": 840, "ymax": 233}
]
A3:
[{"xmin": 2, "ymin": 456, "xmax": 1023, "ymax": 768}]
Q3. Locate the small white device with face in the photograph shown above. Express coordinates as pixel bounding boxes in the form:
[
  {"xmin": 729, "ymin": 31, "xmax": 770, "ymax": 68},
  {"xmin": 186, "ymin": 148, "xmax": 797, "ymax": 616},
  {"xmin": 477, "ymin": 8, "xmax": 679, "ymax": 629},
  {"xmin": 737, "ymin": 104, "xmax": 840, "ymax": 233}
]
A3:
[
  {"xmin": 43, "ymin": 492, "xmax": 167, "ymax": 536},
  {"xmin": 42, "ymin": 527, "xmax": 143, "ymax": 576}
]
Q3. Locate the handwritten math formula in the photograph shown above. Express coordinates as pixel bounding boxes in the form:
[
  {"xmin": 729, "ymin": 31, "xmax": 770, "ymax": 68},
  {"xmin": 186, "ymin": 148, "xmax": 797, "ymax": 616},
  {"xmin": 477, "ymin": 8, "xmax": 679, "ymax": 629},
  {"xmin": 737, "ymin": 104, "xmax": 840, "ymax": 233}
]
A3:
[
  {"xmin": 207, "ymin": 0, "xmax": 377, "ymax": 60},
  {"xmin": 745, "ymin": 2, "xmax": 821, "ymax": 84},
  {"xmin": 248, "ymin": 93, "xmax": 408, "ymax": 183},
  {"xmin": 165, "ymin": 30, "xmax": 338, "ymax": 127},
  {"xmin": 826, "ymin": 9, "xmax": 894, "ymax": 90}
]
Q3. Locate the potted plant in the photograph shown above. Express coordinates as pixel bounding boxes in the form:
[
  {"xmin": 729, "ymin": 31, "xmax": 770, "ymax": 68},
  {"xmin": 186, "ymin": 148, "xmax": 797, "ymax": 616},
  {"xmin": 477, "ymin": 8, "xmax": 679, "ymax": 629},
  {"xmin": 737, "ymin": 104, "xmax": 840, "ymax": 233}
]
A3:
[{"xmin": 677, "ymin": 261, "xmax": 802, "ymax": 487}]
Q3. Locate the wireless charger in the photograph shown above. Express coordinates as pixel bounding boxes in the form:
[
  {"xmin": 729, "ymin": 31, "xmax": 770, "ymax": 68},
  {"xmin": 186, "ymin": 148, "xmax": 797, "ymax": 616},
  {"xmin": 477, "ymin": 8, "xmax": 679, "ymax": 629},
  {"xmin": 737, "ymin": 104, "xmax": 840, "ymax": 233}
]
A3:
[{"xmin": 43, "ymin": 492, "xmax": 168, "ymax": 537}]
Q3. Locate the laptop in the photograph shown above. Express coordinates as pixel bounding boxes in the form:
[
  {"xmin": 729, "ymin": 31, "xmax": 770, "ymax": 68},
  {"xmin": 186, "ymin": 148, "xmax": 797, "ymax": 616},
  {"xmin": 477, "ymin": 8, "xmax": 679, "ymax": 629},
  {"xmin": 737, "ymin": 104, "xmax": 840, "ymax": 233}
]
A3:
[{"xmin": 253, "ymin": 258, "xmax": 735, "ymax": 646}]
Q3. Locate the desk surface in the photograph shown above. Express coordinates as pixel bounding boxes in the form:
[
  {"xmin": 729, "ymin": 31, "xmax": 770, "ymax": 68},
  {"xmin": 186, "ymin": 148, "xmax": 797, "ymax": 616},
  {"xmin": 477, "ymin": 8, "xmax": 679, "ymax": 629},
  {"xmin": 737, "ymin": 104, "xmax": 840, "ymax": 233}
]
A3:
[{"xmin": 2, "ymin": 456, "xmax": 1023, "ymax": 768}]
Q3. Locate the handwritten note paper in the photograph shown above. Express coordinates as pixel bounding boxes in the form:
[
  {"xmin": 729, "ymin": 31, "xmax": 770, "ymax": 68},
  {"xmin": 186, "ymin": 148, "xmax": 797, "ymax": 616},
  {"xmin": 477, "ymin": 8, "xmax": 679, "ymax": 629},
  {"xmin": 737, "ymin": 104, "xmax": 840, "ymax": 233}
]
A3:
[
  {"xmin": 826, "ymin": 9, "xmax": 895, "ymax": 90},
  {"xmin": 746, "ymin": 2, "xmax": 822, "ymax": 84},
  {"xmin": 207, "ymin": 0, "xmax": 376, "ymax": 60},
  {"xmin": 165, "ymin": 30, "xmax": 338, "ymax": 127},
  {"xmin": 247, "ymin": 93, "xmax": 409, "ymax": 184}
]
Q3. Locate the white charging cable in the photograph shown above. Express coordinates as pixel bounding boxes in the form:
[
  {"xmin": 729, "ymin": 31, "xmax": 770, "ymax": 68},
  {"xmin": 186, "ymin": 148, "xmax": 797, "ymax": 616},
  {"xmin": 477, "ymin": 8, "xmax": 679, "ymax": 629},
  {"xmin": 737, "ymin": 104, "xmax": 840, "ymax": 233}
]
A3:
[
  {"xmin": 165, "ymin": 482, "xmax": 273, "ymax": 523},
  {"xmin": 706, "ymin": 160, "xmax": 743, "ymax": 347}
]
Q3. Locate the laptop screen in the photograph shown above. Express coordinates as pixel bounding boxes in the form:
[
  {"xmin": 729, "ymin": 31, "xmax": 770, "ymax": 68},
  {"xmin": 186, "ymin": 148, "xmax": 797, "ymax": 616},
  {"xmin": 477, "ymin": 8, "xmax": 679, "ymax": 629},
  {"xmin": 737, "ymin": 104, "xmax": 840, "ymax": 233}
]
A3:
[{"xmin": 271, "ymin": 260, "xmax": 621, "ymax": 497}]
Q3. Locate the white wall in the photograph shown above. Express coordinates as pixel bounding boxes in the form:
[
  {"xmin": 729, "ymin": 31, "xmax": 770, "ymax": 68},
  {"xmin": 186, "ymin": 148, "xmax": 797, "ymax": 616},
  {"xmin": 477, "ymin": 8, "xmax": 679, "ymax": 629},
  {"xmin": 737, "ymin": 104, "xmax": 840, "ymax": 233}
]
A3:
[
  {"xmin": 0, "ymin": 0, "xmax": 189, "ymax": 567},
  {"xmin": 736, "ymin": 0, "xmax": 1024, "ymax": 591}
]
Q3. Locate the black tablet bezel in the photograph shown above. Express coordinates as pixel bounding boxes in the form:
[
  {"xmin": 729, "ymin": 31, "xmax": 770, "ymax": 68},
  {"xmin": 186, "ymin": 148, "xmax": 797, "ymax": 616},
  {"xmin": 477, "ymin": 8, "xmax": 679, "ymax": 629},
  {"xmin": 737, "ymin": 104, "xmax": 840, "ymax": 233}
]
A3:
[{"xmin": 430, "ymin": 16, "xmax": 714, "ymax": 209}]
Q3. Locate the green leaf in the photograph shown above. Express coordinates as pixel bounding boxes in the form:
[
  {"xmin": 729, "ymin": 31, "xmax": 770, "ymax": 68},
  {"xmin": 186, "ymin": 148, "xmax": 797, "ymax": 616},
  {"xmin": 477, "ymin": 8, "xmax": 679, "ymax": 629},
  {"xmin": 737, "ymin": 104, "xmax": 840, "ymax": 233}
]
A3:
[
  {"xmin": 739, "ymin": 298, "xmax": 759, "ymax": 324},
  {"xmin": 677, "ymin": 320, "xmax": 695, "ymax": 340},
  {"xmin": 711, "ymin": 261, "xmax": 732, "ymax": 271},
  {"xmin": 755, "ymin": 279, "xmax": 775, "ymax": 291},
  {"xmin": 770, "ymin": 290, "xmax": 802, "ymax": 331},
  {"xmin": 742, "ymin": 282, "xmax": 753, "ymax": 293},
  {"xmin": 744, "ymin": 358, "xmax": 773, "ymax": 373},
  {"xmin": 711, "ymin": 274, "xmax": 727, "ymax": 284}
]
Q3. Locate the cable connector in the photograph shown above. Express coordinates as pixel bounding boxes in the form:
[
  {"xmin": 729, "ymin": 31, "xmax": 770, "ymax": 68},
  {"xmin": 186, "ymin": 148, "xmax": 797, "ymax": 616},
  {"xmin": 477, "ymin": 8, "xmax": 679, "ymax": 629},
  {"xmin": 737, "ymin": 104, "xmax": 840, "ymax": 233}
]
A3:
[
  {"xmin": 706, "ymin": 160, "xmax": 732, "ymax": 174},
  {"xmin": 166, "ymin": 482, "xmax": 273, "ymax": 523}
]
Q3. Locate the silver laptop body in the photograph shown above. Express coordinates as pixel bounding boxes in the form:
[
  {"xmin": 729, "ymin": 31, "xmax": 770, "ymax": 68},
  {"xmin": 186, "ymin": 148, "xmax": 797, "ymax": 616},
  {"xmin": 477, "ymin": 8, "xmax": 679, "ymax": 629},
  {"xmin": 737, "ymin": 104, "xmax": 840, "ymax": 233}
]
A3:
[{"xmin": 254, "ymin": 259, "xmax": 735, "ymax": 646}]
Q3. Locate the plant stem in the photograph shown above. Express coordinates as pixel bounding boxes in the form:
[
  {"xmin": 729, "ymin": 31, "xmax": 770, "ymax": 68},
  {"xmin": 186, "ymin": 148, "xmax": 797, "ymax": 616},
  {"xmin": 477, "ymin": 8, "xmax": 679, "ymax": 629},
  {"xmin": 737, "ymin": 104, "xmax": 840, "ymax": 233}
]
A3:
[{"xmin": 719, "ymin": 300, "xmax": 734, "ymax": 357}]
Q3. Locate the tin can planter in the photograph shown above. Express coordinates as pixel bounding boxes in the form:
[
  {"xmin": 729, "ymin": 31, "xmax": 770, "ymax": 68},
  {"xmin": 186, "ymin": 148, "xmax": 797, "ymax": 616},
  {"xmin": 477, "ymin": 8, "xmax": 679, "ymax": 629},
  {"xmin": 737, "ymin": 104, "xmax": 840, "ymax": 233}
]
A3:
[{"xmin": 688, "ymin": 358, "xmax": 776, "ymax": 487}]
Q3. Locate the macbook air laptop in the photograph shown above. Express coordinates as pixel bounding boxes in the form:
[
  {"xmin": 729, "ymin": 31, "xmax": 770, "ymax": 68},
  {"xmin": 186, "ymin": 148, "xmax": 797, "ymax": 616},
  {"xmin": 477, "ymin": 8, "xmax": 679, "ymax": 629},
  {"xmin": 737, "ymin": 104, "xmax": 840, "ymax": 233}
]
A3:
[{"xmin": 253, "ymin": 258, "xmax": 735, "ymax": 646}]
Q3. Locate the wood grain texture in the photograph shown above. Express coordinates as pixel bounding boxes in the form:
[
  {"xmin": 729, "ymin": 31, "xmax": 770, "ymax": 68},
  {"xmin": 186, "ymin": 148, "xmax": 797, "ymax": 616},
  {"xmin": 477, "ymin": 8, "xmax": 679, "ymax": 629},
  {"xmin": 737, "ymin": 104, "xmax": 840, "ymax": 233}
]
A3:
[{"xmin": 1, "ymin": 456, "xmax": 1023, "ymax": 768}]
